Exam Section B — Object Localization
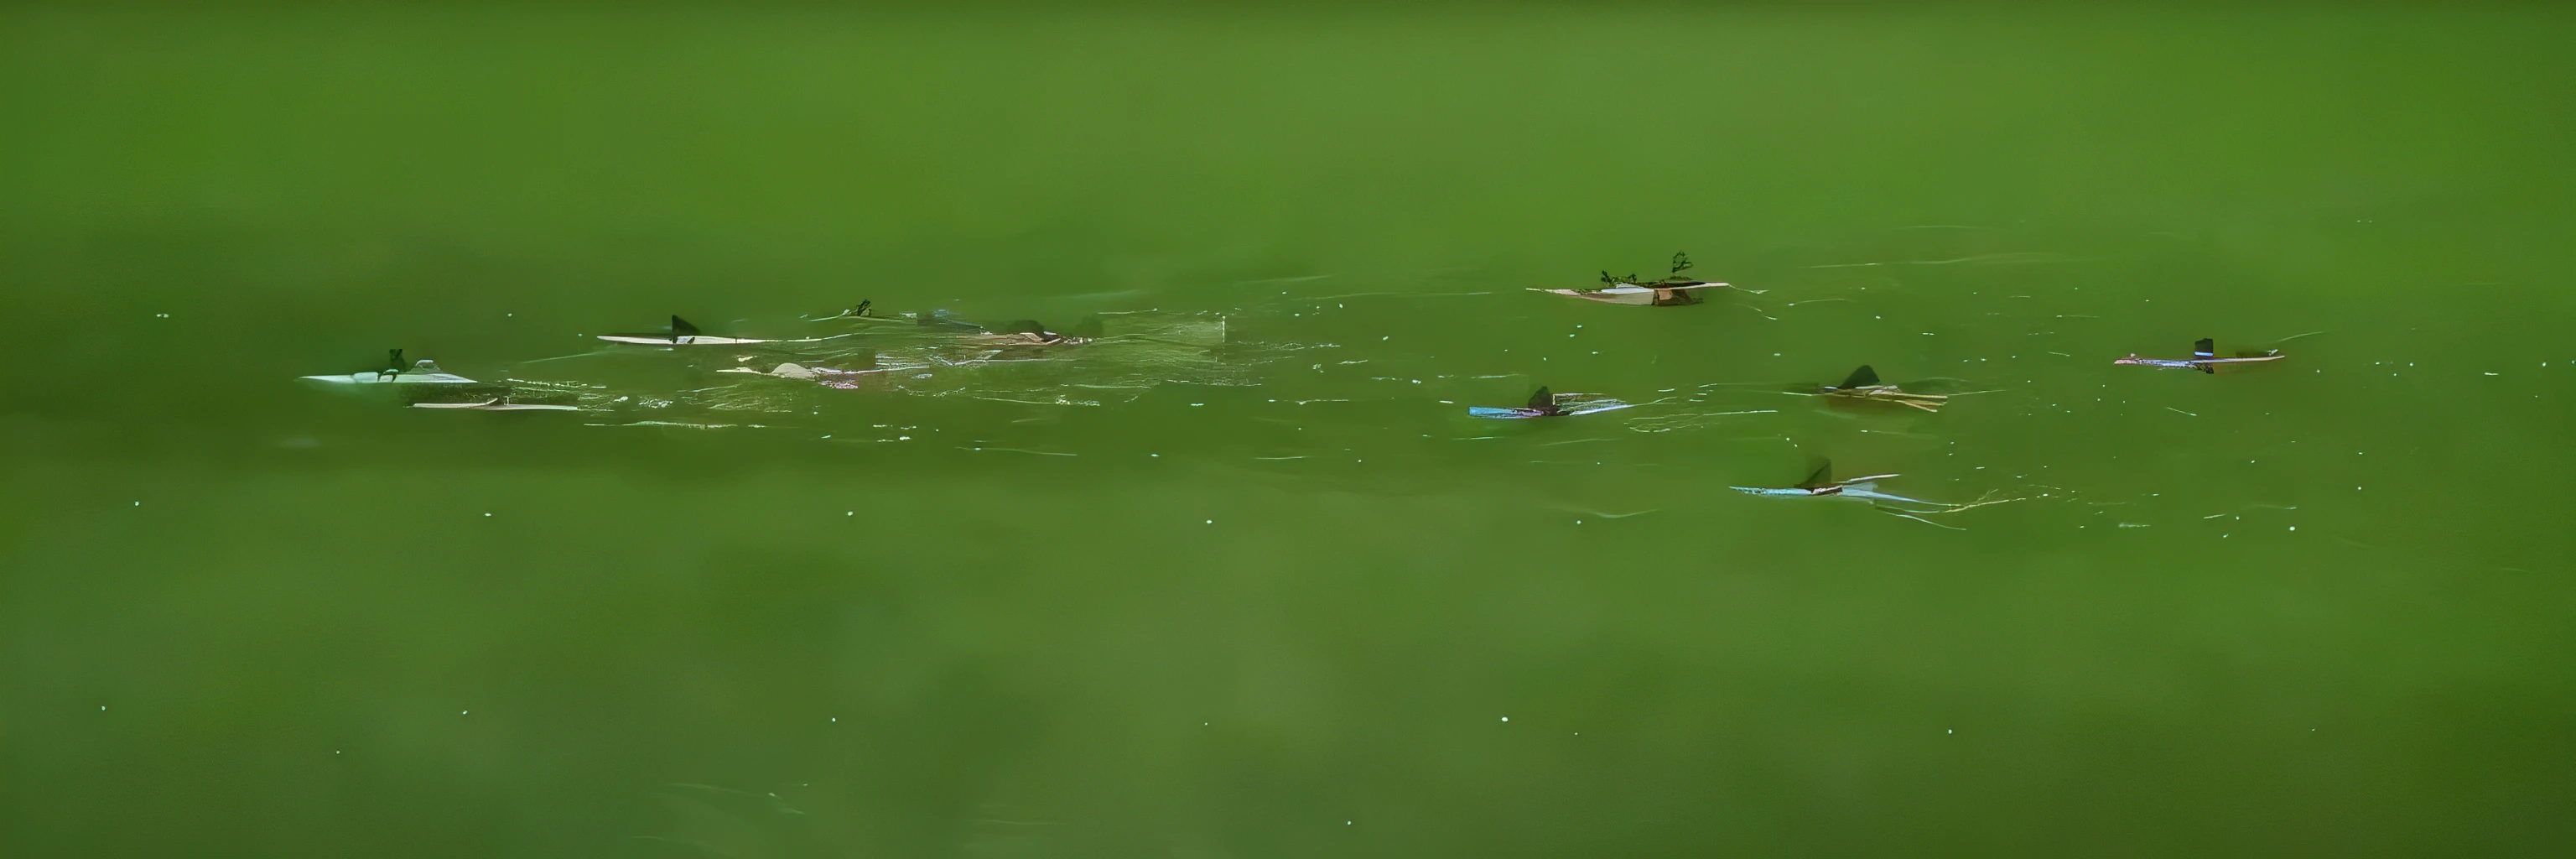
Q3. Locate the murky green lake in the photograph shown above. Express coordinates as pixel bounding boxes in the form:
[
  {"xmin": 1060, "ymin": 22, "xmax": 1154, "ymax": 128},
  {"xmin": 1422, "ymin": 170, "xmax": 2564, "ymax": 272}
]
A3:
[{"xmin": 5, "ymin": 5, "xmax": 2572, "ymax": 855}]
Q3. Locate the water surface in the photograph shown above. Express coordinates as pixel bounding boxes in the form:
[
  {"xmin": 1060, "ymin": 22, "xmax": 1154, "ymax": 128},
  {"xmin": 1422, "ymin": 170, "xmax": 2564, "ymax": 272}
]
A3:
[{"xmin": 3, "ymin": 5, "xmax": 2572, "ymax": 855}]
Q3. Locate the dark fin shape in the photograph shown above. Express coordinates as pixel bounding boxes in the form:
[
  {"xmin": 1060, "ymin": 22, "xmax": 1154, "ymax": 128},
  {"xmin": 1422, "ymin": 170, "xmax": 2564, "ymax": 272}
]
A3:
[
  {"xmin": 1839, "ymin": 365, "xmax": 1881, "ymax": 389},
  {"xmin": 1067, "ymin": 316, "xmax": 1104, "ymax": 340},
  {"xmin": 1527, "ymin": 387, "xmax": 1555, "ymax": 409},
  {"xmin": 998, "ymin": 319, "xmax": 1048, "ymax": 336},
  {"xmin": 1799, "ymin": 460, "xmax": 1833, "ymax": 489},
  {"xmin": 2194, "ymin": 338, "xmax": 2215, "ymax": 359},
  {"xmin": 387, "ymin": 349, "xmax": 404, "ymax": 372},
  {"xmin": 851, "ymin": 299, "xmax": 871, "ymax": 317},
  {"xmin": 672, "ymin": 316, "xmax": 701, "ymax": 340}
]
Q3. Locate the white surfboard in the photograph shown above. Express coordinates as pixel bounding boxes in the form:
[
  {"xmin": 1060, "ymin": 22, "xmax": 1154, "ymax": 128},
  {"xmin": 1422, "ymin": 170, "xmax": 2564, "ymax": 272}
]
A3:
[
  {"xmin": 1530, "ymin": 282, "xmax": 1729, "ymax": 305},
  {"xmin": 299, "ymin": 355, "xmax": 477, "ymax": 386},
  {"xmin": 299, "ymin": 369, "xmax": 479, "ymax": 385},
  {"xmin": 597, "ymin": 315, "xmax": 849, "ymax": 346},
  {"xmin": 595, "ymin": 333, "xmax": 803, "ymax": 346},
  {"xmin": 411, "ymin": 398, "xmax": 580, "ymax": 411}
]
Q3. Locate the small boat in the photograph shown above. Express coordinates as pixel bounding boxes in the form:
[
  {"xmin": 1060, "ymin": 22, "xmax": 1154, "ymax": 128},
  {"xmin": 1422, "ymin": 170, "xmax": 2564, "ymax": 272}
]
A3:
[
  {"xmin": 1530, "ymin": 252, "xmax": 1747, "ymax": 305},
  {"xmin": 1468, "ymin": 386, "xmax": 1631, "ymax": 419},
  {"xmin": 962, "ymin": 318, "xmax": 1099, "ymax": 348},
  {"xmin": 1730, "ymin": 461, "xmax": 1907, "ymax": 500},
  {"xmin": 804, "ymin": 299, "xmax": 891, "ymax": 324},
  {"xmin": 1805, "ymin": 365, "xmax": 1954, "ymax": 413},
  {"xmin": 298, "ymin": 350, "xmax": 478, "ymax": 386},
  {"xmin": 411, "ymin": 398, "xmax": 581, "ymax": 412},
  {"xmin": 2114, "ymin": 338, "xmax": 2284, "ymax": 373},
  {"xmin": 1732, "ymin": 460, "xmax": 2033, "ymax": 527},
  {"xmin": 598, "ymin": 315, "xmax": 846, "ymax": 346}
]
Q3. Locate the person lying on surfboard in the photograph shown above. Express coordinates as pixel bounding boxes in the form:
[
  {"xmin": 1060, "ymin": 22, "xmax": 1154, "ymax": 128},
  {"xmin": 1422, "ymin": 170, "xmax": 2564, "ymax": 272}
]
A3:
[
  {"xmin": 299, "ymin": 350, "xmax": 586, "ymax": 411},
  {"xmin": 2113, "ymin": 337, "xmax": 2285, "ymax": 373},
  {"xmin": 803, "ymin": 299, "xmax": 880, "ymax": 323},
  {"xmin": 1790, "ymin": 364, "xmax": 1977, "ymax": 413},
  {"xmin": 597, "ymin": 315, "xmax": 850, "ymax": 346},
  {"xmin": 1731, "ymin": 461, "xmax": 1914, "ymax": 502},
  {"xmin": 811, "ymin": 300, "xmax": 1109, "ymax": 347},
  {"xmin": 408, "ymin": 393, "xmax": 583, "ymax": 412},
  {"xmin": 1530, "ymin": 252, "xmax": 1753, "ymax": 306},
  {"xmin": 963, "ymin": 318, "xmax": 1102, "ymax": 348},
  {"xmin": 1467, "ymin": 387, "xmax": 1633, "ymax": 419},
  {"xmin": 1730, "ymin": 460, "xmax": 2028, "ymax": 525},
  {"xmin": 298, "ymin": 350, "xmax": 480, "ymax": 387},
  {"xmin": 714, "ymin": 358, "xmax": 899, "ymax": 391}
]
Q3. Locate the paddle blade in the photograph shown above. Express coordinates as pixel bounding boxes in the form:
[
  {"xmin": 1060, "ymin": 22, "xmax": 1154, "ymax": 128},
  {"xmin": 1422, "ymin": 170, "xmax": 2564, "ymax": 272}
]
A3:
[
  {"xmin": 1838, "ymin": 365, "xmax": 1880, "ymax": 388},
  {"xmin": 1799, "ymin": 460, "xmax": 1833, "ymax": 489}
]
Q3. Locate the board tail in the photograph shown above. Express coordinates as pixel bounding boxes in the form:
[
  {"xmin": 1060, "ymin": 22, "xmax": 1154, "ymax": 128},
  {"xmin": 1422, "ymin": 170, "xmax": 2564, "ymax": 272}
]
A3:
[
  {"xmin": 2193, "ymin": 337, "xmax": 2215, "ymax": 359},
  {"xmin": 1838, "ymin": 364, "xmax": 1880, "ymax": 388}
]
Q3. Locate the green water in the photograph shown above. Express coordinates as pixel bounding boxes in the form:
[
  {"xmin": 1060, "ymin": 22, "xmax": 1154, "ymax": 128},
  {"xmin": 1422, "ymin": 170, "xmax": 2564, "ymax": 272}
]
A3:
[{"xmin": 5, "ymin": 5, "xmax": 2573, "ymax": 855}]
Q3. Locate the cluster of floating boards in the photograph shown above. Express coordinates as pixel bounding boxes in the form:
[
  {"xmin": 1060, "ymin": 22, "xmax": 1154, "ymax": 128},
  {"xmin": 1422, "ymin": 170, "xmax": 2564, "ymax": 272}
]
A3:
[
  {"xmin": 296, "ymin": 349, "xmax": 581, "ymax": 412},
  {"xmin": 296, "ymin": 305, "xmax": 1109, "ymax": 411},
  {"xmin": 299, "ymin": 252, "xmax": 2287, "ymax": 521},
  {"xmin": 1500, "ymin": 254, "xmax": 2288, "ymax": 514}
]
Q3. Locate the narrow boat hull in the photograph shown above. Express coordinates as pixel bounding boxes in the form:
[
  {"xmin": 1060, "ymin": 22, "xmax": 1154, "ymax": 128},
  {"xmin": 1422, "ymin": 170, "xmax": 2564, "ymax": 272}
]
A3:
[{"xmin": 298, "ymin": 372, "xmax": 479, "ymax": 386}]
